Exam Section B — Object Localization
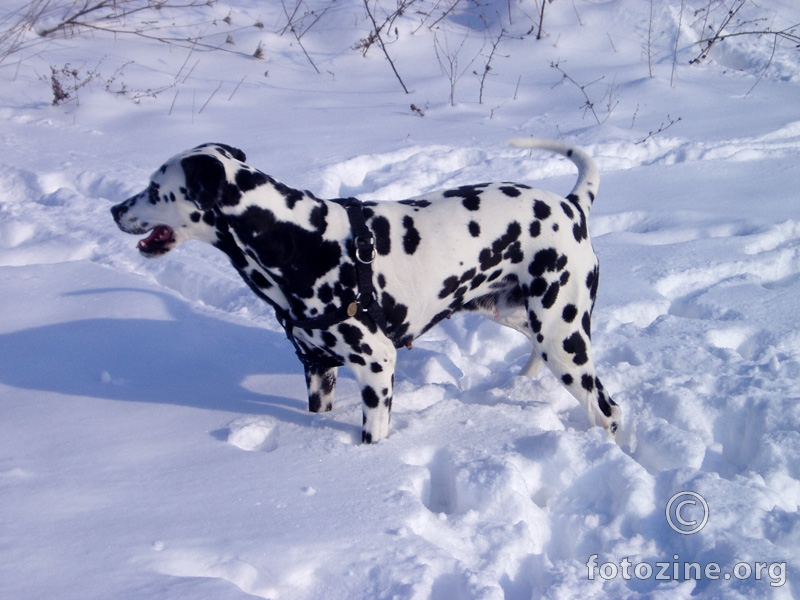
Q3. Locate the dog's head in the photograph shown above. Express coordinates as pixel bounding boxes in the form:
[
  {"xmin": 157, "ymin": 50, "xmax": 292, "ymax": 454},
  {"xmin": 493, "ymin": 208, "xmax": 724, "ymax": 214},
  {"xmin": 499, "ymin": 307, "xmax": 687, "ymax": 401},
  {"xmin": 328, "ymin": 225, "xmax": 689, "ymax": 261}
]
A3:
[{"xmin": 110, "ymin": 143, "xmax": 247, "ymax": 257}]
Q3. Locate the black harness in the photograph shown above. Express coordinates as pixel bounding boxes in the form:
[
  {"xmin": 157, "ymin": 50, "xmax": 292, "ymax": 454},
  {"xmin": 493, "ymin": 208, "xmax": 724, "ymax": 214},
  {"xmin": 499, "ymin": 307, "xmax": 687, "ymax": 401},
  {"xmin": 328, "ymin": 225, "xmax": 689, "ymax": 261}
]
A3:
[{"xmin": 275, "ymin": 198, "xmax": 387, "ymax": 370}]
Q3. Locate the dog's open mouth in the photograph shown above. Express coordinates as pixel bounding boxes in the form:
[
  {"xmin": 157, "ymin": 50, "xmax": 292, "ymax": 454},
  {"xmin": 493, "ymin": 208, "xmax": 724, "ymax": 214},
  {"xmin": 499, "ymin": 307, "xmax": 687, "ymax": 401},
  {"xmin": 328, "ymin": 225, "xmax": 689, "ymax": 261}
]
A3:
[{"xmin": 137, "ymin": 225, "xmax": 174, "ymax": 256}]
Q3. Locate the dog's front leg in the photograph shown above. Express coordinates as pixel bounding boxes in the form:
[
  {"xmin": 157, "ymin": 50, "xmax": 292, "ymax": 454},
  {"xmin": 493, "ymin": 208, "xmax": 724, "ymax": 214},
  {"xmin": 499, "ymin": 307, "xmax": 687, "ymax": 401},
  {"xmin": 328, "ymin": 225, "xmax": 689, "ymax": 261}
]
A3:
[
  {"xmin": 349, "ymin": 343, "xmax": 397, "ymax": 444},
  {"xmin": 304, "ymin": 365, "xmax": 337, "ymax": 413},
  {"xmin": 358, "ymin": 371, "xmax": 394, "ymax": 444}
]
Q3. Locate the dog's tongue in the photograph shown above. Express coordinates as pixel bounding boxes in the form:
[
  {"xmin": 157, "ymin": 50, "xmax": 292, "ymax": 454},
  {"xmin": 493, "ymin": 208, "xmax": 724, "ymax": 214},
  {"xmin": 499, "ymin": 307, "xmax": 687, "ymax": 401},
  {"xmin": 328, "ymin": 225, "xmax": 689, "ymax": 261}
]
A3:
[{"xmin": 137, "ymin": 225, "xmax": 173, "ymax": 250}]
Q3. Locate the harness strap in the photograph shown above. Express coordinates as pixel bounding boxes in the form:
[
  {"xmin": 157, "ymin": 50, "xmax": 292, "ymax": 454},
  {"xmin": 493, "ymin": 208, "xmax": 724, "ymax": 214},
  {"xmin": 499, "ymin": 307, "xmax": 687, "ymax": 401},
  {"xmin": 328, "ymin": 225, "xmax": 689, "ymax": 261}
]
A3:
[
  {"xmin": 277, "ymin": 197, "xmax": 388, "ymax": 369},
  {"xmin": 342, "ymin": 198, "xmax": 389, "ymax": 333}
]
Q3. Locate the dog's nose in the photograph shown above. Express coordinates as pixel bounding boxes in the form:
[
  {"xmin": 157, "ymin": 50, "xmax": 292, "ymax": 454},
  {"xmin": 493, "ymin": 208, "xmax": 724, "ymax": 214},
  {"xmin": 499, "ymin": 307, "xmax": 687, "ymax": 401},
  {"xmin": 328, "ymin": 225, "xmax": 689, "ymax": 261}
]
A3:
[{"xmin": 110, "ymin": 203, "xmax": 127, "ymax": 222}]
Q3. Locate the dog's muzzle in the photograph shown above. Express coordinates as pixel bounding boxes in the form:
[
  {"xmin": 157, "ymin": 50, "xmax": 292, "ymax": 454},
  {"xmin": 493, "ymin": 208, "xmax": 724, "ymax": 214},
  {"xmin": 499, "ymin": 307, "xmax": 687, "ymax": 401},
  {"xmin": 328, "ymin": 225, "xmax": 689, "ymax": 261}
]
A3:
[{"xmin": 110, "ymin": 201, "xmax": 175, "ymax": 256}]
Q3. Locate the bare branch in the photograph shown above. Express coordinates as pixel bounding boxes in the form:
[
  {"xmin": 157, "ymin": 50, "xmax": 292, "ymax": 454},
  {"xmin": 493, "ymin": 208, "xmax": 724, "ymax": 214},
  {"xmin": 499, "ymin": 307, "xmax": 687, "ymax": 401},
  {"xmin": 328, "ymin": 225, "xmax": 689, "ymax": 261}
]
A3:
[
  {"xmin": 744, "ymin": 32, "xmax": 778, "ymax": 98},
  {"xmin": 280, "ymin": 0, "xmax": 321, "ymax": 73},
  {"xmin": 671, "ymin": 0, "xmax": 685, "ymax": 87},
  {"xmin": 434, "ymin": 28, "xmax": 480, "ymax": 105},
  {"xmin": 550, "ymin": 60, "xmax": 617, "ymax": 125},
  {"xmin": 475, "ymin": 28, "xmax": 507, "ymax": 104},
  {"xmin": 536, "ymin": 0, "xmax": 546, "ymax": 40},
  {"xmin": 693, "ymin": 24, "xmax": 800, "ymax": 60},
  {"xmin": 690, "ymin": 0, "xmax": 749, "ymax": 64},
  {"xmin": 0, "ymin": 1, "xmax": 258, "ymax": 65},
  {"xmin": 361, "ymin": 0, "xmax": 410, "ymax": 94},
  {"xmin": 637, "ymin": 114, "xmax": 682, "ymax": 144}
]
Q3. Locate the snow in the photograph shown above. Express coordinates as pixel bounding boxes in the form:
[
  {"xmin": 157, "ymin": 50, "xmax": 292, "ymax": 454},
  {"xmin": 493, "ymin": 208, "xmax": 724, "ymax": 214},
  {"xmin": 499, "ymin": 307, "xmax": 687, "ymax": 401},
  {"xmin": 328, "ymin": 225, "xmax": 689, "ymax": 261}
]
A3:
[{"xmin": 1, "ymin": 0, "xmax": 799, "ymax": 598}]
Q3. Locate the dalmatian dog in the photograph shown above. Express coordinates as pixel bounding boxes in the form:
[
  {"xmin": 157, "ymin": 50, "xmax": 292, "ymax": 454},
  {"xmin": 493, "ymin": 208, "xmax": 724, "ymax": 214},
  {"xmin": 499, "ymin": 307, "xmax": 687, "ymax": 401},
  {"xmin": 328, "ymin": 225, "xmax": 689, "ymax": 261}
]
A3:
[{"xmin": 111, "ymin": 139, "xmax": 621, "ymax": 443}]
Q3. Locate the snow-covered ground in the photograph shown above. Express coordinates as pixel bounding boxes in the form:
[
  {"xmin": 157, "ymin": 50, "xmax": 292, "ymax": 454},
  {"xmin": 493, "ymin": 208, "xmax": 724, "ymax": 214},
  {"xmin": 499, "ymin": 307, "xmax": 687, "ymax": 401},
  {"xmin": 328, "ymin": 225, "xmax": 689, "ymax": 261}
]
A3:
[{"xmin": 1, "ymin": 1, "xmax": 799, "ymax": 598}]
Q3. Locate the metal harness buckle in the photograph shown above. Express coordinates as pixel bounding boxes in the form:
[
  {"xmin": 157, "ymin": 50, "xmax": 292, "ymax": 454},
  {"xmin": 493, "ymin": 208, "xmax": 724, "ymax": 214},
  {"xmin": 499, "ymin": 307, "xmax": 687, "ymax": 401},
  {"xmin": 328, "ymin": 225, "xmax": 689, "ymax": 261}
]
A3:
[{"xmin": 354, "ymin": 233, "xmax": 376, "ymax": 264}]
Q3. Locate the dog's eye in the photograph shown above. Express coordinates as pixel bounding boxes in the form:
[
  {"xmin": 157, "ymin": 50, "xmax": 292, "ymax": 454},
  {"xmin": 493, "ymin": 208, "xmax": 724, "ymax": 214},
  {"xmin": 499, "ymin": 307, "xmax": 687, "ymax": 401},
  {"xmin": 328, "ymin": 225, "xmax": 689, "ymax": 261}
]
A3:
[{"xmin": 148, "ymin": 184, "xmax": 160, "ymax": 206}]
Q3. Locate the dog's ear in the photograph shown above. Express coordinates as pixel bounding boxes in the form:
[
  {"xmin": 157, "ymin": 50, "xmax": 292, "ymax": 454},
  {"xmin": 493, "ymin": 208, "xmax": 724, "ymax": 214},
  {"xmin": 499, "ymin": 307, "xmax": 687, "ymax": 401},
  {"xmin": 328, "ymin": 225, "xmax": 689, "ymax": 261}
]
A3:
[
  {"xmin": 193, "ymin": 143, "xmax": 246, "ymax": 163},
  {"xmin": 215, "ymin": 144, "xmax": 246, "ymax": 162},
  {"xmin": 181, "ymin": 154, "xmax": 226, "ymax": 210}
]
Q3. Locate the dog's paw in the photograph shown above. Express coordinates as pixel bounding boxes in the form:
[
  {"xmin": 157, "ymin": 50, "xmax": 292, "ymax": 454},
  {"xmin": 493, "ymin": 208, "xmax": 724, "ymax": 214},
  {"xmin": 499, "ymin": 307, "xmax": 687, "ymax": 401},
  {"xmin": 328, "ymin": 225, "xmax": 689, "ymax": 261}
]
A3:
[
  {"xmin": 362, "ymin": 409, "xmax": 391, "ymax": 444},
  {"xmin": 602, "ymin": 404, "xmax": 623, "ymax": 439}
]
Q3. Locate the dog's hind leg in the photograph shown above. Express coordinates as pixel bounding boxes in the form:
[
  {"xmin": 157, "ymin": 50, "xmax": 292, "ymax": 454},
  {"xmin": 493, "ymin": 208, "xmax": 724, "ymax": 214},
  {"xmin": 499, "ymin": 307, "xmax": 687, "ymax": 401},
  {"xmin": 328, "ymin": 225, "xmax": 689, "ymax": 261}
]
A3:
[
  {"xmin": 304, "ymin": 365, "xmax": 337, "ymax": 413},
  {"xmin": 487, "ymin": 307, "xmax": 544, "ymax": 377},
  {"xmin": 518, "ymin": 351, "xmax": 544, "ymax": 377},
  {"xmin": 528, "ymin": 305, "xmax": 621, "ymax": 435}
]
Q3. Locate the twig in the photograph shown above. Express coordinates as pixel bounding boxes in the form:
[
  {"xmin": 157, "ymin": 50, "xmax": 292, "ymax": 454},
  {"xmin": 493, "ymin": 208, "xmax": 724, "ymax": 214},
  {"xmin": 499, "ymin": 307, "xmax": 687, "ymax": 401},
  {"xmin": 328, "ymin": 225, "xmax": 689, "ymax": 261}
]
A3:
[
  {"xmin": 476, "ymin": 29, "xmax": 507, "ymax": 104},
  {"xmin": 607, "ymin": 32, "xmax": 617, "ymax": 53},
  {"xmin": 279, "ymin": 0, "xmax": 303, "ymax": 36},
  {"xmin": 181, "ymin": 58, "xmax": 200, "ymax": 84},
  {"xmin": 697, "ymin": 0, "xmax": 713, "ymax": 42},
  {"xmin": 744, "ymin": 33, "xmax": 777, "ymax": 98},
  {"xmin": 572, "ymin": 0, "xmax": 584, "ymax": 27},
  {"xmin": 550, "ymin": 61, "xmax": 616, "ymax": 125},
  {"xmin": 38, "ymin": 1, "xmax": 153, "ymax": 37},
  {"xmin": 279, "ymin": 0, "xmax": 326, "ymax": 73},
  {"xmin": 424, "ymin": 0, "xmax": 460, "ymax": 31},
  {"xmin": 0, "ymin": 1, "xmax": 258, "ymax": 65},
  {"xmin": 692, "ymin": 25, "xmax": 800, "ymax": 64},
  {"xmin": 604, "ymin": 78, "xmax": 620, "ymax": 116},
  {"xmin": 175, "ymin": 41, "xmax": 198, "ymax": 82},
  {"xmin": 435, "ymin": 28, "xmax": 480, "ymax": 106},
  {"xmin": 646, "ymin": 0, "xmax": 655, "ymax": 78},
  {"xmin": 636, "ymin": 114, "xmax": 682, "ymax": 144},
  {"xmin": 169, "ymin": 89, "xmax": 179, "ymax": 116},
  {"xmin": 696, "ymin": 25, "xmax": 800, "ymax": 48},
  {"xmin": 362, "ymin": 0, "xmax": 410, "ymax": 94},
  {"xmin": 690, "ymin": 0, "xmax": 748, "ymax": 64},
  {"xmin": 357, "ymin": 1, "xmax": 417, "ymax": 52},
  {"xmin": 228, "ymin": 75, "xmax": 246, "ymax": 101},
  {"xmin": 199, "ymin": 81, "xmax": 222, "ymax": 113},
  {"xmin": 671, "ymin": 0, "xmax": 685, "ymax": 87},
  {"xmin": 536, "ymin": 0, "xmax": 546, "ymax": 40},
  {"xmin": 685, "ymin": 0, "xmax": 799, "ymax": 89},
  {"xmin": 293, "ymin": 35, "xmax": 320, "ymax": 73},
  {"xmin": 631, "ymin": 103, "xmax": 640, "ymax": 129},
  {"xmin": 58, "ymin": 21, "xmax": 257, "ymax": 57}
]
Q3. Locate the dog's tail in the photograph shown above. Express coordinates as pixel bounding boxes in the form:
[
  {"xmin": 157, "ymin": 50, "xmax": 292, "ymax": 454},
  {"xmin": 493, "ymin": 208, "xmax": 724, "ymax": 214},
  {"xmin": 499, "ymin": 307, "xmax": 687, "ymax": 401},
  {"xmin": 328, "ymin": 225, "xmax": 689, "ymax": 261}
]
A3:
[{"xmin": 508, "ymin": 137, "xmax": 599, "ymax": 211}]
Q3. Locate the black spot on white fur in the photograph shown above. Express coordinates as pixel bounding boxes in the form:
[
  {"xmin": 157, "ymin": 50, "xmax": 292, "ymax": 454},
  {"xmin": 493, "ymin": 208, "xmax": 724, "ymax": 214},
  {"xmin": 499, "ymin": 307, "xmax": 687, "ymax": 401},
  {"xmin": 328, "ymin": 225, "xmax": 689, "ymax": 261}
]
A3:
[{"xmin": 402, "ymin": 216, "xmax": 421, "ymax": 254}]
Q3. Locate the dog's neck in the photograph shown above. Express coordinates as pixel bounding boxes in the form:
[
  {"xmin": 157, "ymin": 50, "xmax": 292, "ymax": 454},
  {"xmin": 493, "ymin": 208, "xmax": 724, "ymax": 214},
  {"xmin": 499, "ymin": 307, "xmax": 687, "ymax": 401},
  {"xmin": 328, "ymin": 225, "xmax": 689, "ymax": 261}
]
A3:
[{"xmin": 212, "ymin": 182, "xmax": 351, "ymax": 321}]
